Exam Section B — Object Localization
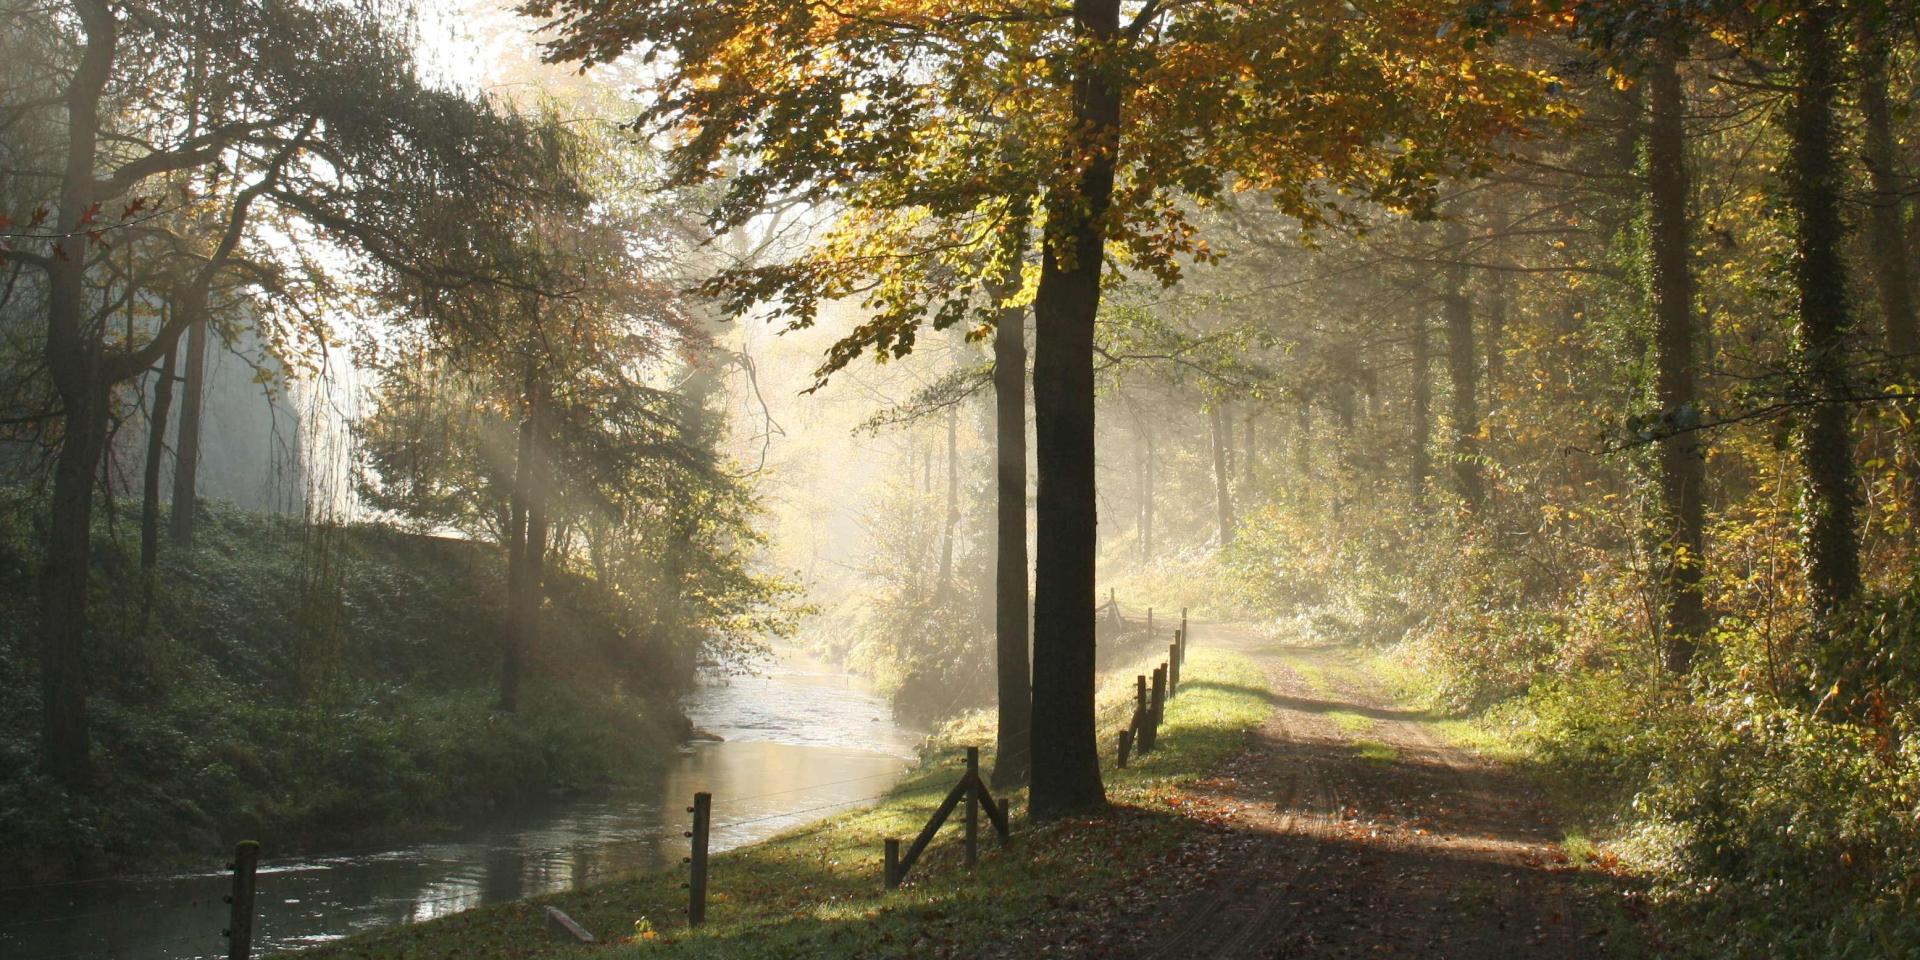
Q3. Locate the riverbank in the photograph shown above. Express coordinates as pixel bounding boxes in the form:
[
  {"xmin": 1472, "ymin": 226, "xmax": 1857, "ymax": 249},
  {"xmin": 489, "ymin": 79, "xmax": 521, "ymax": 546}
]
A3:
[
  {"xmin": 302, "ymin": 646, "xmax": 1273, "ymax": 959},
  {"xmin": 0, "ymin": 500, "xmax": 691, "ymax": 882}
]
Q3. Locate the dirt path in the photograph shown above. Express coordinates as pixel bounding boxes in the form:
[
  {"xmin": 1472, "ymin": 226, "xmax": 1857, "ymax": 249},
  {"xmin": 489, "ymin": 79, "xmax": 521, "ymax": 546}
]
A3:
[{"xmin": 1131, "ymin": 622, "xmax": 1632, "ymax": 959}]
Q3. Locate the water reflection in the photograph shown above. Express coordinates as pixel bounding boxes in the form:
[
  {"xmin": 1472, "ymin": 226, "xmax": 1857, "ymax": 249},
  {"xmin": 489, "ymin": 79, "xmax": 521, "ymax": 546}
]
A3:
[{"xmin": 0, "ymin": 648, "xmax": 916, "ymax": 959}]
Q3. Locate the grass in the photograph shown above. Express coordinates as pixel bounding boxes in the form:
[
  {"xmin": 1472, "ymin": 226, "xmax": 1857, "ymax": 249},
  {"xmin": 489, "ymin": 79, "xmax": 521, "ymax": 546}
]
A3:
[
  {"xmin": 303, "ymin": 648, "xmax": 1273, "ymax": 960},
  {"xmin": 1351, "ymin": 739, "xmax": 1399, "ymax": 763},
  {"xmin": 0, "ymin": 499, "xmax": 687, "ymax": 879}
]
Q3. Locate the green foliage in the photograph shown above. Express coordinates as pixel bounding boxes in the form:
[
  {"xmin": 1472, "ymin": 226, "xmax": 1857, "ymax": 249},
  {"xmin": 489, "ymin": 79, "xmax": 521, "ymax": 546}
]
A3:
[
  {"xmin": 0, "ymin": 499, "xmax": 684, "ymax": 879},
  {"xmin": 1629, "ymin": 685, "xmax": 1920, "ymax": 959}
]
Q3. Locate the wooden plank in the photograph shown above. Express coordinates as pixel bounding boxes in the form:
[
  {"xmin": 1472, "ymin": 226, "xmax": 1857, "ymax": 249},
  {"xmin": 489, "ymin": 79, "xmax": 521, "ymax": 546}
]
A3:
[
  {"xmin": 973, "ymin": 773, "xmax": 1011, "ymax": 843},
  {"xmin": 895, "ymin": 777, "xmax": 969, "ymax": 882},
  {"xmin": 544, "ymin": 906, "xmax": 596, "ymax": 943},
  {"xmin": 964, "ymin": 748, "xmax": 980, "ymax": 867}
]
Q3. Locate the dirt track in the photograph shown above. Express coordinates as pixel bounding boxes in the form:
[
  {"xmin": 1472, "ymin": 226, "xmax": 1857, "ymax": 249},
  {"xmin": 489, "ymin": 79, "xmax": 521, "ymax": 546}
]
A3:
[{"xmin": 1128, "ymin": 623, "xmax": 1635, "ymax": 959}]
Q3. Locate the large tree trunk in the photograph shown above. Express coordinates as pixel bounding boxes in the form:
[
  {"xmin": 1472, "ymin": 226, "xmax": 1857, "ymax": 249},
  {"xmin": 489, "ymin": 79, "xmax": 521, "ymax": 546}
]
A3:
[
  {"xmin": 41, "ymin": 371, "xmax": 108, "ymax": 789},
  {"xmin": 991, "ymin": 297, "xmax": 1031, "ymax": 788},
  {"xmin": 168, "ymin": 313, "xmax": 211, "ymax": 546},
  {"xmin": 1443, "ymin": 231, "xmax": 1483, "ymax": 511},
  {"xmin": 1027, "ymin": 0, "xmax": 1119, "ymax": 821},
  {"xmin": 1787, "ymin": 2, "xmax": 1861, "ymax": 617},
  {"xmin": 141, "ymin": 339, "xmax": 178, "ymax": 572},
  {"xmin": 1209, "ymin": 404, "xmax": 1236, "ymax": 545},
  {"xmin": 1647, "ymin": 37, "xmax": 1709, "ymax": 674},
  {"xmin": 1859, "ymin": 22, "xmax": 1917, "ymax": 360},
  {"xmin": 36, "ymin": 0, "xmax": 116, "ymax": 788},
  {"xmin": 1410, "ymin": 314, "xmax": 1433, "ymax": 499}
]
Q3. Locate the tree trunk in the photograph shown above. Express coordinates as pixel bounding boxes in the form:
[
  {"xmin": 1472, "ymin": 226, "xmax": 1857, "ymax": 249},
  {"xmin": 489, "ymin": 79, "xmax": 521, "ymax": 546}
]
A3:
[
  {"xmin": 1295, "ymin": 400, "xmax": 1312, "ymax": 480},
  {"xmin": 167, "ymin": 313, "xmax": 210, "ymax": 547},
  {"xmin": 937, "ymin": 403, "xmax": 958, "ymax": 597},
  {"xmin": 991, "ymin": 295, "xmax": 1031, "ymax": 788},
  {"xmin": 141, "ymin": 339, "xmax": 178, "ymax": 571},
  {"xmin": 499, "ymin": 388, "xmax": 536, "ymax": 713},
  {"xmin": 1209, "ymin": 404, "xmax": 1236, "ymax": 545},
  {"xmin": 36, "ymin": 0, "xmax": 116, "ymax": 788},
  {"xmin": 1243, "ymin": 410, "xmax": 1257, "ymax": 488},
  {"xmin": 1485, "ymin": 276, "xmax": 1507, "ymax": 402},
  {"xmin": 1139, "ymin": 416, "xmax": 1155, "ymax": 560},
  {"xmin": 41, "ymin": 372, "xmax": 107, "ymax": 789},
  {"xmin": 1443, "ymin": 234, "xmax": 1483, "ymax": 511},
  {"xmin": 1027, "ymin": 0, "xmax": 1119, "ymax": 821},
  {"xmin": 1410, "ymin": 314, "xmax": 1433, "ymax": 499},
  {"xmin": 1859, "ymin": 23, "xmax": 1917, "ymax": 360},
  {"xmin": 1647, "ymin": 36, "xmax": 1709, "ymax": 673},
  {"xmin": 1787, "ymin": 2, "xmax": 1861, "ymax": 617}
]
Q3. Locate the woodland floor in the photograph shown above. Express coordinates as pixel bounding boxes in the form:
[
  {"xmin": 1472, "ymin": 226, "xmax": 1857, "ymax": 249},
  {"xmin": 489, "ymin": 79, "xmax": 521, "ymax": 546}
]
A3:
[{"xmin": 1119, "ymin": 622, "xmax": 1650, "ymax": 959}]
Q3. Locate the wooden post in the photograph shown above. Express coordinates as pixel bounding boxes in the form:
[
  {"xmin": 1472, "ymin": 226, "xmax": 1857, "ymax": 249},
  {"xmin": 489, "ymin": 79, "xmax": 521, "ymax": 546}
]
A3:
[
  {"xmin": 544, "ymin": 906, "xmax": 596, "ymax": 943},
  {"xmin": 1169, "ymin": 642, "xmax": 1180, "ymax": 698},
  {"xmin": 1136, "ymin": 675, "xmax": 1154, "ymax": 752},
  {"xmin": 964, "ymin": 746, "xmax": 980, "ymax": 868},
  {"xmin": 1152, "ymin": 665, "xmax": 1167, "ymax": 734},
  {"xmin": 1176, "ymin": 627, "xmax": 1185, "ymax": 668},
  {"xmin": 884, "ymin": 838, "xmax": 901, "ymax": 890},
  {"xmin": 1118, "ymin": 726, "xmax": 1133, "ymax": 767},
  {"xmin": 224, "ymin": 840, "xmax": 260, "ymax": 960},
  {"xmin": 687, "ymin": 792, "xmax": 711, "ymax": 926}
]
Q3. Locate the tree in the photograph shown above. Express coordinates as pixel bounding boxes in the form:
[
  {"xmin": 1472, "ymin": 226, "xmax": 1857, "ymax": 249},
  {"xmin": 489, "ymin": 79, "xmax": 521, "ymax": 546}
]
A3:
[
  {"xmin": 1782, "ymin": 1, "xmax": 1861, "ymax": 617},
  {"xmin": 523, "ymin": 0, "xmax": 1550, "ymax": 817},
  {"xmin": 989, "ymin": 218, "xmax": 1031, "ymax": 787}
]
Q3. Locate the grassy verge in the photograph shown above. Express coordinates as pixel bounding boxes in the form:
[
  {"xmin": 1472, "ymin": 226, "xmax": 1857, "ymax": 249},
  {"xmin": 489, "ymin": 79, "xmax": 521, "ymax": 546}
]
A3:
[
  {"xmin": 304, "ymin": 648, "xmax": 1272, "ymax": 960},
  {"xmin": 0, "ymin": 499, "xmax": 688, "ymax": 879}
]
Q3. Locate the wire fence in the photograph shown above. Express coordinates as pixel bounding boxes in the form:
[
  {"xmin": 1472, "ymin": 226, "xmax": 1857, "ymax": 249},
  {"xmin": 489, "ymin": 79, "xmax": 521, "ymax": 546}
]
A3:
[{"xmin": 0, "ymin": 764, "xmax": 914, "ymax": 959}]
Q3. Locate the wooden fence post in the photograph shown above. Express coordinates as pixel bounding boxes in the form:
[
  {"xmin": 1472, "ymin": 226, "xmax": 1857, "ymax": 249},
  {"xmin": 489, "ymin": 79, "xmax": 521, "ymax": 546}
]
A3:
[
  {"xmin": 964, "ymin": 747, "xmax": 980, "ymax": 868},
  {"xmin": 884, "ymin": 838, "xmax": 900, "ymax": 890},
  {"xmin": 1136, "ymin": 675, "xmax": 1154, "ymax": 752},
  {"xmin": 1118, "ymin": 726, "xmax": 1133, "ymax": 768},
  {"xmin": 1175, "ymin": 627, "xmax": 1185, "ymax": 668},
  {"xmin": 224, "ymin": 840, "xmax": 260, "ymax": 960},
  {"xmin": 1151, "ymin": 665, "xmax": 1167, "ymax": 733},
  {"xmin": 687, "ymin": 792, "xmax": 711, "ymax": 926},
  {"xmin": 1169, "ymin": 642, "xmax": 1180, "ymax": 698}
]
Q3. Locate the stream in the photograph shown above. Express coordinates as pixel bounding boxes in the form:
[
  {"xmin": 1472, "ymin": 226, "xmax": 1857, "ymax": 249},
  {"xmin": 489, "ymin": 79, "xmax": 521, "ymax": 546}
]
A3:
[{"xmin": 0, "ymin": 648, "xmax": 919, "ymax": 960}]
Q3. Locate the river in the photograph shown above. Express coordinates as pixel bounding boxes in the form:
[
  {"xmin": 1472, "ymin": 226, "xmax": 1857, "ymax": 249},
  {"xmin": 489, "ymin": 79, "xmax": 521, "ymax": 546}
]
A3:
[{"xmin": 0, "ymin": 648, "xmax": 918, "ymax": 960}]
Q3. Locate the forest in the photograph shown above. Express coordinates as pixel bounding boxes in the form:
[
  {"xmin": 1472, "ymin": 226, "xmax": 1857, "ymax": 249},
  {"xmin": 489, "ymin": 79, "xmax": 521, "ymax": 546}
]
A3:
[{"xmin": 3, "ymin": 0, "xmax": 1919, "ymax": 958}]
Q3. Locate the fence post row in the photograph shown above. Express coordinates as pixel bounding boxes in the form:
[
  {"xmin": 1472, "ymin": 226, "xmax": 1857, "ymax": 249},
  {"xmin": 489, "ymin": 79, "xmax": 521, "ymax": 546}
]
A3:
[
  {"xmin": 223, "ymin": 840, "xmax": 260, "ymax": 960},
  {"xmin": 883, "ymin": 747, "xmax": 1010, "ymax": 889},
  {"xmin": 686, "ymin": 792, "xmax": 711, "ymax": 926}
]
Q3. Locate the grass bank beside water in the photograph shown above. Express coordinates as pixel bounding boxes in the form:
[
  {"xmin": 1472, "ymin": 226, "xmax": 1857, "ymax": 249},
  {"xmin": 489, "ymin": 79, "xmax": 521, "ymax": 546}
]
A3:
[
  {"xmin": 0, "ymin": 499, "xmax": 690, "ymax": 880},
  {"xmin": 304, "ymin": 647, "xmax": 1272, "ymax": 960}
]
